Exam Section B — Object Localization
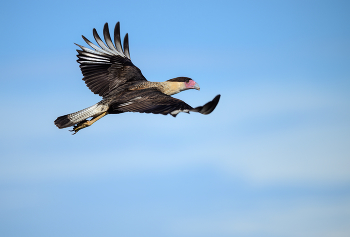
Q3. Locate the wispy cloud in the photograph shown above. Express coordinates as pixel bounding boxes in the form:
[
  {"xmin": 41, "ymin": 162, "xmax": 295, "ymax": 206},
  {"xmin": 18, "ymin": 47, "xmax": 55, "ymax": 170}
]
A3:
[
  {"xmin": 170, "ymin": 199, "xmax": 350, "ymax": 237},
  {"xmin": 1, "ymin": 83, "xmax": 348, "ymax": 187}
]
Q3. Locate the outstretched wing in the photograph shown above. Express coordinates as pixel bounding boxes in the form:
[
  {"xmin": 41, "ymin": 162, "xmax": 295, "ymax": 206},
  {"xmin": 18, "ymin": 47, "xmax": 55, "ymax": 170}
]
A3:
[
  {"xmin": 189, "ymin": 94, "xmax": 221, "ymax": 115},
  {"xmin": 109, "ymin": 89, "xmax": 221, "ymax": 117},
  {"xmin": 76, "ymin": 22, "xmax": 147, "ymax": 98}
]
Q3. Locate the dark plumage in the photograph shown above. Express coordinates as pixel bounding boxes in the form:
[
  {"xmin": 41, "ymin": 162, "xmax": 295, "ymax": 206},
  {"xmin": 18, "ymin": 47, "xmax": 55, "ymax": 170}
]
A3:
[
  {"xmin": 54, "ymin": 22, "xmax": 221, "ymax": 134},
  {"xmin": 166, "ymin": 77, "xmax": 192, "ymax": 82}
]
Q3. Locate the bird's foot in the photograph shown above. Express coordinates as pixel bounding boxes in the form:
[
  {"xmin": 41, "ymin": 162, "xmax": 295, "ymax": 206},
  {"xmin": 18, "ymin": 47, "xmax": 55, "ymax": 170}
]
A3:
[
  {"xmin": 69, "ymin": 112, "xmax": 108, "ymax": 135},
  {"xmin": 70, "ymin": 120, "xmax": 92, "ymax": 135}
]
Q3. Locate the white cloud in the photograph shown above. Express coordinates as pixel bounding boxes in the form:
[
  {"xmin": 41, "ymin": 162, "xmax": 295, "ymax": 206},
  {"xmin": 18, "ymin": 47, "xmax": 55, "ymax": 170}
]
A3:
[
  {"xmin": 169, "ymin": 199, "xmax": 350, "ymax": 237},
  {"xmin": 214, "ymin": 123, "xmax": 350, "ymax": 186},
  {"xmin": 0, "ymin": 82, "xmax": 349, "ymax": 187}
]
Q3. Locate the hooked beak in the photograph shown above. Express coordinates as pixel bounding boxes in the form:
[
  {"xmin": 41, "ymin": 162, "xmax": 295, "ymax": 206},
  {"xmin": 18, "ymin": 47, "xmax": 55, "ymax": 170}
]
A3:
[{"xmin": 194, "ymin": 82, "xmax": 200, "ymax": 91}]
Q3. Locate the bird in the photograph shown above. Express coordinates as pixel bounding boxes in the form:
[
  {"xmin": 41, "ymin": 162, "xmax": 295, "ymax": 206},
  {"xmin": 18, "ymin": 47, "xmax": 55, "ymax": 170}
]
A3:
[{"xmin": 54, "ymin": 22, "xmax": 221, "ymax": 134}]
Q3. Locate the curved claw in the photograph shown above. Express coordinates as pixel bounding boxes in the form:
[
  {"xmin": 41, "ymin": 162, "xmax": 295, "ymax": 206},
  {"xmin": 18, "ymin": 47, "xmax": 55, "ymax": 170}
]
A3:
[
  {"xmin": 69, "ymin": 112, "xmax": 108, "ymax": 135},
  {"xmin": 70, "ymin": 120, "xmax": 90, "ymax": 135}
]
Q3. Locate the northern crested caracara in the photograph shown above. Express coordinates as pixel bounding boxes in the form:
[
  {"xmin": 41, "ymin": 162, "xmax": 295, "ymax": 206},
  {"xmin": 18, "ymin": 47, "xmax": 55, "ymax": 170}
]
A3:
[{"xmin": 54, "ymin": 22, "xmax": 221, "ymax": 134}]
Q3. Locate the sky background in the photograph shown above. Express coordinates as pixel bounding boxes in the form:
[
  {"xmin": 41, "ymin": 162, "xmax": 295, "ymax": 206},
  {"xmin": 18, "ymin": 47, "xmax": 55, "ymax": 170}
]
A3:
[{"xmin": 1, "ymin": 0, "xmax": 349, "ymax": 236}]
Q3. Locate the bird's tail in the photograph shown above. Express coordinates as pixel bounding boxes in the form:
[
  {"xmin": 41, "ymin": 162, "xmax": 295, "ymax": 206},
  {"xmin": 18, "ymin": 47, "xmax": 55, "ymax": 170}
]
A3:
[{"xmin": 54, "ymin": 103, "xmax": 108, "ymax": 129}]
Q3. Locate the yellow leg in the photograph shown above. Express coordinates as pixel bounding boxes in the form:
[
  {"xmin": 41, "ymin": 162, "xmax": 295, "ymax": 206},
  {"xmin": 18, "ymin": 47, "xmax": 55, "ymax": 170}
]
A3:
[{"xmin": 71, "ymin": 112, "xmax": 108, "ymax": 134}]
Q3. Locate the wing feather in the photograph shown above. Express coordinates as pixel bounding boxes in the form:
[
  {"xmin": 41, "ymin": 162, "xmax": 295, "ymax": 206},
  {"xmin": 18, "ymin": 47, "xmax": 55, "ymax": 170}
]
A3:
[
  {"xmin": 92, "ymin": 28, "xmax": 116, "ymax": 55},
  {"xmin": 76, "ymin": 22, "xmax": 147, "ymax": 97},
  {"xmin": 77, "ymin": 55, "xmax": 111, "ymax": 63},
  {"xmin": 75, "ymin": 43, "xmax": 105, "ymax": 55},
  {"xmin": 114, "ymin": 22, "xmax": 124, "ymax": 54},
  {"xmin": 191, "ymin": 95, "xmax": 221, "ymax": 115},
  {"xmin": 103, "ymin": 23, "xmax": 118, "ymax": 52},
  {"xmin": 82, "ymin": 36, "xmax": 114, "ymax": 56},
  {"xmin": 76, "ymin": 50, "xmax": 108, "ymax": 59},
  {"xmin": 123, "ymin": 33, "xmax": 130, "ymax": 59},
  {"xmin": 108, "ymin": 89, "xmax": 220, "ymax": 117},
  {"xmin": 109, "ymin": 89, "xmax": 192, "ymax": 115}
]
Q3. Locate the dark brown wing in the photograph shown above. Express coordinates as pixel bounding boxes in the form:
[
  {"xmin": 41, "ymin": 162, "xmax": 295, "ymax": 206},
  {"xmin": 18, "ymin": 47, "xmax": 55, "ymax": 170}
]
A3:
[
  {"xmin": 75, "ymin": 22, "xmax": 147, "ymax": 98},
  {"xmin": 109, "ymin": 89, "xmax": 220, "ymax": 117},
  {"xmin": 190, "ymin": 94, "xmax": 221, "ymax": 115}
]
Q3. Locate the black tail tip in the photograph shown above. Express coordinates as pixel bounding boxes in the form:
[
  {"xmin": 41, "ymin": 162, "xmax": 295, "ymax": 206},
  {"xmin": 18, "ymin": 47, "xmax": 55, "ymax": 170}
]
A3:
[{"xmin": 54, "ymin": 115, "xmax": 71, "ymax": 129}]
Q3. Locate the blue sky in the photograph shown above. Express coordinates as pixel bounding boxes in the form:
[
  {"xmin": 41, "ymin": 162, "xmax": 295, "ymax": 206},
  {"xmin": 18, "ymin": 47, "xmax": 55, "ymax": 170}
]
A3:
[{"xmin": 1, "ymin": 0, "xmax": 349, "ymax": 236}]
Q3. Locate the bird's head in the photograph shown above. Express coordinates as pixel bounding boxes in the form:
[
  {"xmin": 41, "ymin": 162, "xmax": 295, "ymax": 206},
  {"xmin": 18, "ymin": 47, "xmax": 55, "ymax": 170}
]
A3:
[
  {"xmin": 184, "ymin": 78, "xmax": 200, "ymax": 90},
  {"xmin": 166, "ymin": 77, "xmax": 200, "ymax": 94}
]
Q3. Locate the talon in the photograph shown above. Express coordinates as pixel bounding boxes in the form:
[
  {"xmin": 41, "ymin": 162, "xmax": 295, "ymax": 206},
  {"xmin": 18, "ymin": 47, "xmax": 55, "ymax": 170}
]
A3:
[
  {"xmin": 70, "ymin": 120, "xmax": 91, "ymax": 134},
  {"xmin": 69, "ymin": 112, "xmax": 108, "ymax": 135}
]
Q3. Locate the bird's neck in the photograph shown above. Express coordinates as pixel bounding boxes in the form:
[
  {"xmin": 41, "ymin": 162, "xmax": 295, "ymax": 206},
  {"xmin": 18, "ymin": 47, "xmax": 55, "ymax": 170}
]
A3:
[{"xmin": 129, "ymin": 81, "xmax": 186, "ymax": 95}]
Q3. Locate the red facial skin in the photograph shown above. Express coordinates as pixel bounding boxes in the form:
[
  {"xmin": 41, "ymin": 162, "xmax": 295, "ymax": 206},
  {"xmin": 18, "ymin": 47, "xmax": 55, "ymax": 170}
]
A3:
[{"xmin": 185, "ymin": 80, "xmax": 197, "ymax": 89}]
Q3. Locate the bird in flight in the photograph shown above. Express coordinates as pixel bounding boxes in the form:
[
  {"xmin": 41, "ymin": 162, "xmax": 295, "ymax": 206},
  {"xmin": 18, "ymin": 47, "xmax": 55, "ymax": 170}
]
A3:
[{"xmin": 54, "ymin": 22, "xmax": 221, "ymax": 134}]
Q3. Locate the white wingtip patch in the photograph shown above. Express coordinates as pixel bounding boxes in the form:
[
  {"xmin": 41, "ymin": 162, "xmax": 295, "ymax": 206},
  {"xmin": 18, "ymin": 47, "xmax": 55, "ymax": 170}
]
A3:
[
  {"xmin": 118, "ymin": 97, "xmax": 142, "ymax": 108},
  {"xmin": 119, "ymin": 101, "xmax": 134, "ymax": 107},
  {"xmin": 170, "ymin": 109, "xmax": 189, "ymax": 116}
]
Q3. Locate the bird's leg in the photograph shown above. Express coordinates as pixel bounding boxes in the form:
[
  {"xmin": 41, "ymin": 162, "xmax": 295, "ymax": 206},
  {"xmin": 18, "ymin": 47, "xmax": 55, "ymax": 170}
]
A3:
[{"xmin": 71, "ymin": 112, "xmax": 108, "ymax": 135}]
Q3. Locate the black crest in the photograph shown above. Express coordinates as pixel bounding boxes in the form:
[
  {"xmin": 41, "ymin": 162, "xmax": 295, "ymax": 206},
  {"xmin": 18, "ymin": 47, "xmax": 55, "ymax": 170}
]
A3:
[{"xmin": 167, "ymin": 77, "xmax": 192, "ymax": 83}]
